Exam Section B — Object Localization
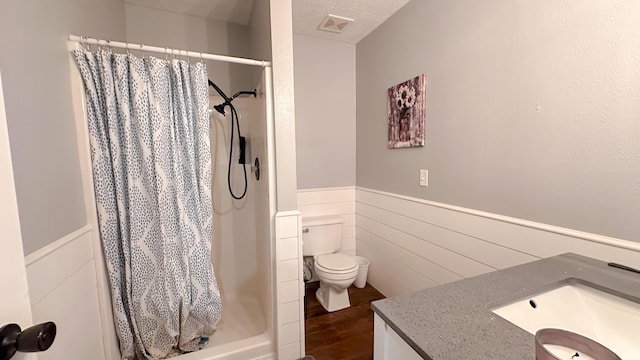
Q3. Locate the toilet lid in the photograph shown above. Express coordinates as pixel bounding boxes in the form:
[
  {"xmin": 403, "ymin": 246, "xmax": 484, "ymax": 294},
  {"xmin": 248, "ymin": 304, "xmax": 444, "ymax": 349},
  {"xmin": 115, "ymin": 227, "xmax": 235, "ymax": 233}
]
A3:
[{"xmin": 316, "ymin": 254, "xmax": 357, "ymax": 271}]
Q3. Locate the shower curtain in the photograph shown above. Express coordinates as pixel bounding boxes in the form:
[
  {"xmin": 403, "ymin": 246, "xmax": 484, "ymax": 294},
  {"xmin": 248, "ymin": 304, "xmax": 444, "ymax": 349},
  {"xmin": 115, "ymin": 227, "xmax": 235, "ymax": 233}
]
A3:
[{"xmin": 74, "ymin": 50, "xmax": 222, "ymax": 359}]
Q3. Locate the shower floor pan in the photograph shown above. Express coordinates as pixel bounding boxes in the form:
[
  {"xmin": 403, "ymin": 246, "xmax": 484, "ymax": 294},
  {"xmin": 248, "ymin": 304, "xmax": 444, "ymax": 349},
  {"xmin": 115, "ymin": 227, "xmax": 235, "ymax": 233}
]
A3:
[{"xmin": 178, "ymin": 296, "xmax": 272, "ymax": 360}]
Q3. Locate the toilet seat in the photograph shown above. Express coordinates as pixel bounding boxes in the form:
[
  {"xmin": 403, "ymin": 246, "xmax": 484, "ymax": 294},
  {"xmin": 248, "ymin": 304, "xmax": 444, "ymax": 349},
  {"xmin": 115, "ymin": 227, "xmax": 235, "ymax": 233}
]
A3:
[{"xmin": 315, "ymin": 254, "xmax": 357, "ymax": 273}]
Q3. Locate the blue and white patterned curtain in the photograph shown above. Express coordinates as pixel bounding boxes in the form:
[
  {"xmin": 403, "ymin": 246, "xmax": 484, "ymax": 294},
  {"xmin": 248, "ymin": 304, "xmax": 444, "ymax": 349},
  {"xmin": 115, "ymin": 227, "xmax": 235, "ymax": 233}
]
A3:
[{"xmin": 73, "ymin": 50, "xmax": 221, "ymax": 359}]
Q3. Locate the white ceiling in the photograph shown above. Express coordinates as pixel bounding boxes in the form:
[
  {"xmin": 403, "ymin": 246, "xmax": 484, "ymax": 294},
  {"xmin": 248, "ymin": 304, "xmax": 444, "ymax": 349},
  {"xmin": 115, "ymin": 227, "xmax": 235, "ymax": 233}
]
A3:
[
  {"xmin": 124, "ymin": 0, "xmax": 411, "ymax": 44},
  {"xmin": 292, "ymin": 0, "xmax": 411, "ymax": 44}
]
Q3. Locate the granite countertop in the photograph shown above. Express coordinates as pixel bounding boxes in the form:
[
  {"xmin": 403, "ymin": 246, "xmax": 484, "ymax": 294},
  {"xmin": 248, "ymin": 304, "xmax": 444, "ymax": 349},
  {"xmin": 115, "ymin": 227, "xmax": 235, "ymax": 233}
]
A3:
[{"xmin": 371, "ymin": 253, "xmax": 640, "ymax": 359}]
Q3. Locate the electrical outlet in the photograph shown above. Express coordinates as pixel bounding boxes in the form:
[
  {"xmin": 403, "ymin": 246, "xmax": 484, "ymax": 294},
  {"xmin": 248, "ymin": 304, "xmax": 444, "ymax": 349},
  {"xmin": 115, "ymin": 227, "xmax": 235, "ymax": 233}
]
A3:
[{"xmin": 419, "ymin": 170, "xmax": 428, "ymax": 187}]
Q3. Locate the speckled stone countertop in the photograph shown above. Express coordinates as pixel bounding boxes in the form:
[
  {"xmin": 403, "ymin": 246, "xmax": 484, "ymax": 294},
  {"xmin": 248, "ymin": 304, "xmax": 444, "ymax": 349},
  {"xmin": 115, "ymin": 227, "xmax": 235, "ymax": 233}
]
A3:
[{"xmin": 371, "ymin": 253, "xmax": 640, "ymax": 359}]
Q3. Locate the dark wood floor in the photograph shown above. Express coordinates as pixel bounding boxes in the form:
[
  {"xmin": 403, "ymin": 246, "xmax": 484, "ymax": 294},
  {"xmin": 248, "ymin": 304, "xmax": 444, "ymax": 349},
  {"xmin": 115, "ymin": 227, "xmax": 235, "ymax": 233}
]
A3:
[{"xmin": 304, "ymin": 282, "xmax": 385, "ymax": 360}]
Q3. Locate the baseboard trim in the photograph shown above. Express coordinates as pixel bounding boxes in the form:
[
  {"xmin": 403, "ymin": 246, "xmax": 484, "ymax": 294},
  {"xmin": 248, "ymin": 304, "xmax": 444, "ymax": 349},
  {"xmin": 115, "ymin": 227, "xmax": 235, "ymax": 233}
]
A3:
[{"xmin": 356, "ymin": 187, "xmax": 640, "ymax": 253}]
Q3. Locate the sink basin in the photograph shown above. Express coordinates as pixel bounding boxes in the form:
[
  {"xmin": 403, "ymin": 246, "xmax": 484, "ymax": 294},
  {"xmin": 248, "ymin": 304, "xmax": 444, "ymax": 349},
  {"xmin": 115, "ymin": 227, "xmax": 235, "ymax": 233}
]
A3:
[{"xmin": 492, "ymin": 281, "xmax": 640, "ymax": 359}]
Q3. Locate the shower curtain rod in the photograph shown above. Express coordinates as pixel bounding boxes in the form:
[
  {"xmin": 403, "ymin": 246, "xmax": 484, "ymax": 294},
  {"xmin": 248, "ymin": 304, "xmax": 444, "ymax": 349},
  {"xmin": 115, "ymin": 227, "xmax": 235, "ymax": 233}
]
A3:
[{"xmin": 69, "ymin": 35, "xmax": 271, "ymax": 67}]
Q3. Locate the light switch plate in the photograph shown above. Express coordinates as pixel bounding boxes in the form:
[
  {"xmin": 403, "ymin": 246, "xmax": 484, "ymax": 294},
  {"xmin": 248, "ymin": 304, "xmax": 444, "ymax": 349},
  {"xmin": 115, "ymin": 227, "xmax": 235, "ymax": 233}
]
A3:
[{"xmin": 419, "ymin": 170, "xmax": 428, "ymax": 187}]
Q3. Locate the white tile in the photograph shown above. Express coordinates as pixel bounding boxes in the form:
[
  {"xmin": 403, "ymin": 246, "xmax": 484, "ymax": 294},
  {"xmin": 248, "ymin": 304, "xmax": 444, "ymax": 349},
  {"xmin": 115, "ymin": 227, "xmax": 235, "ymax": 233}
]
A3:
[
  {"xmin": 280, "ymin": 237, "xmax": 298, "ymax": 260},
  {"xmin": 279, "ymin": 300, "xmax": 299, "ymax": 324},
  {"xmin": 279, "ymin": 259, "xmax": 299, "ymax": 282},
  {"xmin": 280, "ymin": 280, "xmax": 299, "ymax": 303},
  {"xmin": 279, "ymin": 341, "xmax": 301, "ymax": 360},
  {"xmin": 280, "ymin": 321, "xmax": 300, "ymax": 345},
  {"xmin": 278, "ymin": 215, "xmax": 299, "ymax": 239}
]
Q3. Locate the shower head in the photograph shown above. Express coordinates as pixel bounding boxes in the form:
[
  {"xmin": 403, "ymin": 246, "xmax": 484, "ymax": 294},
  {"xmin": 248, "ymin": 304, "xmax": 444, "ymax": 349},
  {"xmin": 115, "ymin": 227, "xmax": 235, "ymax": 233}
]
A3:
[{"xmin": 213, "ymin": 102, "xmax": 228, "ymax": 115}]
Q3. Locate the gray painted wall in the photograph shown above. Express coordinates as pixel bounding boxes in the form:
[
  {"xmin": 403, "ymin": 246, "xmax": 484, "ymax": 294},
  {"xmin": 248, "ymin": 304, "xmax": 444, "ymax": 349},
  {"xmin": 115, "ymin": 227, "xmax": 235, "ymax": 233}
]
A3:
[
  {"xmin": 294, "ymin": 35, "xmax": 356, "ymax": 189},
  {"xmin": 125, "ymin": 4, "xmax": 253, "ymax": 92},
  {"xmin": 0, "ymin": 0, "xmax": 126, "ymax": 254},
  {"xmin": 248, "ymin": 0, "xmax": 272, "ymax": 87},
  {"xmin": 356, "ymin": 0, "xmax": 640, "ymax": 242}
]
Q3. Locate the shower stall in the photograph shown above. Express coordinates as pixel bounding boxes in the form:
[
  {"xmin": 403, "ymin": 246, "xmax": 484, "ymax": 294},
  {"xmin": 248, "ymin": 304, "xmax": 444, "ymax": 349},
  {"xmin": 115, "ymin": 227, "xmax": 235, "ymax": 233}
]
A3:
[
  {"xmin": 70, "ymin": 33, "xmax": 278, "ymax": 359},
  {"xmin": 179, "ymin": 69, "xmax": 277, "ymax": 360},
  {"xmin": 201, "ymin": 71, "xmax": 276, "ymax": 359}
]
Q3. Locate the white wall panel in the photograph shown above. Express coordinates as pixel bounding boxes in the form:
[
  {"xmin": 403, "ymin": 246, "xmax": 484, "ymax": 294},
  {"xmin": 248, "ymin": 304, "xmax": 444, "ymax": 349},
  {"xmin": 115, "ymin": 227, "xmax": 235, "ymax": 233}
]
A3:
[
  {"xmin": 25, "ymin": 228, "xmax": 94, "ymax": 305},
  {"xmin": 358, "ymin": 202, "xmax": 538, "ymax": 270},
  {"xmin": 297, "ymin": 201, "xmax": 356, "ymax": 218},
  {"xmin": 32, "ymin": 261, "xmax": 104, "ymax": 360},
  {"xmin": 297, "ymin": 187, "xmax": 356, "ymax": 254},
  {"xmin": 357, "ymin": 214, "xmax": 494, "ymax": 278},
  {"xmin": 25, "ymin": 226, "xmax": 105, "ymax": 360},
  {"xmin": 356, "ymin": 240, "xmax": 424, "ymax": 298},
  {"xmin": 357, "ymin": 187, "xmax": 640, "ymax": 298},
  {"xmin": 297, "ymin": 188, "xmax": 355, "ymax": 205},
  {"xmin": 357, "ymin": 227, "xmax": 462, "ymax": 285}
]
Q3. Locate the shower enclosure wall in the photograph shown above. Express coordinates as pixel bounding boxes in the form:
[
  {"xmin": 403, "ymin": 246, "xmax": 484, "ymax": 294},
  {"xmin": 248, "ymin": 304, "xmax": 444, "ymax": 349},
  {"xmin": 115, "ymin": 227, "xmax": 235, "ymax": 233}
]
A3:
[{"xmin": 206, "ymin": 76, "xmax": 274, "ymax": 352}]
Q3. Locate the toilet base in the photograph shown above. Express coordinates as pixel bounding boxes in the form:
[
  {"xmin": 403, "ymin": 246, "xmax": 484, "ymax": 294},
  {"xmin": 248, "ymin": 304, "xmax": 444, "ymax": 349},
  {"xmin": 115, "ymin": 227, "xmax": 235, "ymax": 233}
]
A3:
[{"xmin": 316, "ymin": 282, "xmax": 351, "ymax": 312}]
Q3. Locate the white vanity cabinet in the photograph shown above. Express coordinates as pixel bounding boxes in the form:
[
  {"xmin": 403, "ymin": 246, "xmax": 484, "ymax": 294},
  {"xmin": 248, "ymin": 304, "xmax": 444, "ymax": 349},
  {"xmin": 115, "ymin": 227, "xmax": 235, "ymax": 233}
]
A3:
[{"xmin": 373, "ymin": 313, "xmax": 423, "ymax": 360}]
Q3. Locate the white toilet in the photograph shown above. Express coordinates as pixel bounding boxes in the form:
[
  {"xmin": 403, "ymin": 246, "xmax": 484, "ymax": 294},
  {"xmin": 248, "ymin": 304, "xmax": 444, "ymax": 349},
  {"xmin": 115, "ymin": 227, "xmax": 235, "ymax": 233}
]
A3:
[{"xmin": 302, "ymin": 216, "xmax": 358, "ymax": 312}]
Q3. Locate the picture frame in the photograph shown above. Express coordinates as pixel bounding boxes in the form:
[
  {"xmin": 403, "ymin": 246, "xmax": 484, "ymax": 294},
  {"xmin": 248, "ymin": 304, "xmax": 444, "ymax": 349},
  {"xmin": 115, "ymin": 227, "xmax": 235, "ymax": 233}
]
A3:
[{"xmin": 387, "ymin": 74, "xmax": 426, "ymax": 148}]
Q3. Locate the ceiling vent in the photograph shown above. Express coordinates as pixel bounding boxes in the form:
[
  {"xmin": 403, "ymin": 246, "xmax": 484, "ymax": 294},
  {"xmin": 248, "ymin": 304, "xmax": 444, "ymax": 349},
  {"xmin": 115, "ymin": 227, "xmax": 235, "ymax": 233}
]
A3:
[{"xmin": 318, "ymin": 14, "xmax": 354, "ymax": 33}]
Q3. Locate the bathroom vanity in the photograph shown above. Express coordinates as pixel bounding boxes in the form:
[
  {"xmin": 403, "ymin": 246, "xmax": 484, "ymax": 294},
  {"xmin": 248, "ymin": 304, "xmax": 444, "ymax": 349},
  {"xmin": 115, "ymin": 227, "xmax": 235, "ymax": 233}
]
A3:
[{"xmin": 372, "ymin": 253, "xmax": 640, "ymax": 359}]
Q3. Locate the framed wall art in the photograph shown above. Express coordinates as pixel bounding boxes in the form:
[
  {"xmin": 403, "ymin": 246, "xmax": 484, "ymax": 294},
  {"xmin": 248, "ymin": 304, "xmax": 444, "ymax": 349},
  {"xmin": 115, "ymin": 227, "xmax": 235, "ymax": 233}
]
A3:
[{"xmin": 387, "ymin": 74, "xmax": 426, "ymax": 148}]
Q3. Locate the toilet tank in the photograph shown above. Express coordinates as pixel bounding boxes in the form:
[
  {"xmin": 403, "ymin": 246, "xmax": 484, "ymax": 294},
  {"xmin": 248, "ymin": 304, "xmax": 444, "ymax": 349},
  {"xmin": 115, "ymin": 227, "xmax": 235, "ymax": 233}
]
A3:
[{"xmin": 302, "ymin": 216, "xmax": 343, "ymax": 256}]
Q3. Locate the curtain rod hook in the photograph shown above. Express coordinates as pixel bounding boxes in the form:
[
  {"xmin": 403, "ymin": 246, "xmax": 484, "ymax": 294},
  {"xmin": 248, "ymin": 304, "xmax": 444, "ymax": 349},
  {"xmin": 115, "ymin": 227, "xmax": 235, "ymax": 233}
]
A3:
[{"xmin": 140, "ymin": 43, "xmax": 145, "ymax": 58}]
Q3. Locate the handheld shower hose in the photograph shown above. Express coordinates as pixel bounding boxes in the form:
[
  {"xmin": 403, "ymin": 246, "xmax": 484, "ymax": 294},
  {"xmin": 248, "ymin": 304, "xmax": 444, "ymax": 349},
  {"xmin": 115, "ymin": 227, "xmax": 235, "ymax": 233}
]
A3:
[{"xmin": 208, "ymin": 80, "xmax": 257, "ymax": 200}]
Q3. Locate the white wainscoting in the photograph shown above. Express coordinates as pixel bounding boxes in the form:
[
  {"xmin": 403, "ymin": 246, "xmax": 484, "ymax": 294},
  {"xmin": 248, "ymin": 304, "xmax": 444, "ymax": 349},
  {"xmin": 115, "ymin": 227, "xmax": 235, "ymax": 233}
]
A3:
[
  {"xmin": 24, "ymin": 226, "xmax": 105, "ymax": 360},
  {"xmin": 356, "ymin": 187, "xmax": 640, "ymax": 298},
  {"xmin": 297, "ymin": 187, "xmax": 356, "ymax": 256}
]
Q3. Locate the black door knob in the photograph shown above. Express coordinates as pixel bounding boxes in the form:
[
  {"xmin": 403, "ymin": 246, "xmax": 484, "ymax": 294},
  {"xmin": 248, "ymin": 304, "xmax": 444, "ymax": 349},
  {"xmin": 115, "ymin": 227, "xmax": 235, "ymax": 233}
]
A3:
[{"xmin": 0, "ymin": 322, "xmax": 56, "ymax": 360}]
